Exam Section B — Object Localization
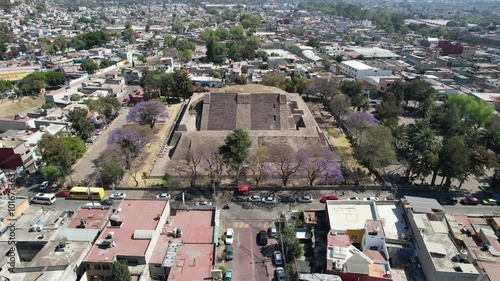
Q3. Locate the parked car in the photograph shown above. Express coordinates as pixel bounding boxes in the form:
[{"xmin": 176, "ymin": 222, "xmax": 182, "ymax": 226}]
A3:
[
  {"xmin": 86, "ymin": 136, "xmax": 97, "ymax": 143},
  {"xmin": 257, "ymin": 230, "xmax": 268, "ymax": 246},
  {"xmin": 85, "ymin": 202, "xmax": 102, "ymax": 207},
  {"xmin": 225, "ymin": 269, "xmax": 233, "ymax": 281},
  {"xmin": 54, "ymin": 189, "xmax": 69, "ymax": 197},
  {"xmin": 280, "ymin": 195, "xmax": 295, "ymax": 203},
  {"xmin": 347, "ymin": 197, "xmax": 360, "ymax": 201},
  {"xmin": 110, "ymin": 193, "xmax": 126, "ymax": 200},
  {"xmin": 274, "ymin": 267, "xmax": 285, "ymax": 281},
  {"xmin": 231, "ymin": 196, "xmax": 246, "ymax": 202},
  {"xmin": 156, "ymin": 193, "xmax": 171, "ymax": 200},
  {"xmin": 273, "ymin": 251, "xmax": 283, "ymax": 266},
  {"xmin": 226, "ymin": 245, "xmax": 234, "ymax": 261},
  {"xmin": 482, "ymin": 198, "xmax": 497, "ymax": 206},
  {"xmin": 39, "ymin": 181, "xmax": 49, "ymax": 191},
  {"xmin": 225, "ymin": 228, "xmax": 234, "ymax": 245},
  {"xmin": 100, "ymin": 199, "xmax": 113, "ymax": 205},
  {"xmin": 261, "ymin": 196, "xmax": 277, "ymax": 204},
  {"xmin": 460, "ymin": 197, "xmax": 480, "ymax": 205},
  {"xmin": 320, "ymin": 195, "xmax": 338, "ymax": 203},
  {"xmin": 298, "ymin": 195, "xmax": 313, "ymax": 203},
  {"xmin": 248, "ymin": 195, "xmax": 261, "ymax": 202},
  {"xmin": 364, "ymin": 197, "xmax": 379, "ymax": 201},
  {"xmin": 438, "ymin": 197, "xmax": 458, "ymax": 205},
  {"xmin": 95, "ymin": 128, "xmax": 104, "ymax": 135},
  {"xmin": 195, "ymin": 201, "xmax": 212, "ymax": 206},
  {"xmin": 268, "ymin": 226, "xmax": 277, "ymax": 238}
]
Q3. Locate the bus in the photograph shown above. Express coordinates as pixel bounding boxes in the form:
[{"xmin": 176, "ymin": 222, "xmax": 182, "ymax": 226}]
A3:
[{"xmin": 68, "ymin": 187, "xmax": 105, "ymax": 200}]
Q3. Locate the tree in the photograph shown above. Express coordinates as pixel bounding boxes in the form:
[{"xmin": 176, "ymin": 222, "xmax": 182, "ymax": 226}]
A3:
[
  {"xmin": 247, "ymin": 146, "xmax": 269, "ymax": 186},
  {"xmin": 328, "ymin": 93, "xmax": 351, "ymax": 120},
  {"xmin": 70, "ymin": 93, "xmax": 80, "ymax": 101},
  {"xmin": 354, "ymin": 126, "xmax": 397, "ymax": 169},
  {"xmin": 62, "ymin": 136, "xmax": 86, "ymax": 163},
  {"xmin": 145, "ymin": 20, "xmax": 153, "ymax": 32},
  {"xmin": 45, "ymin": 72, "xmax": 66, "ymax": 88},
  {"xmin": 124, "ymin": 27, "xmax": 135, "ymax": 43},
  {"xmin": 53, "ymin": 35, "xmax": 68, "ymax": 53},
  {"xmin": 124, "ymin": 21, "xmax": 132, "ymax": 29},
  {"xmin": 0, "ymin": 80, "xmax": 12, "ymax": 93},
  {"xmin": 373, "ymin": 92, "xmax": 403, "ymax": 127},
  {"xmin": 305, "ymin": 77, "xmax": 341, "ymax": 101},
  {"xmin": 88, "ymin": 96, "xmax": 121, "ymax": 122},
  {"xmin": 67, "ymin": 108, "xmax": 95, "ymax": 140},
  {"xmin": 340, "ymin": 80, "xmax": 367, "ymax": 111},
  {"xmin": 345, "ymin": 111, "xmax": 379, "ymax": 145},
  {"xmin": 17, "ymin": 72, "xmax": 47, "ymax": 96},
  {"xmin": 80, "ymin": 59, "xmax": 99, "ymax": 74},
  {"xmin": 241, "ymin": 65, "xmax": 248, "ymax": 74},
  {"xmin": 233, "ymin": 75, "xmax": 247, "ymax": 85},
  {"xmin": 438, "ymin": 136, "xmax": 471, "ymax": 187},
  {"xmin": 171, "ymin": 71, "xmax": 193, "ymax": 99},
  {"xmin": 100, "ymin": 160, "xmax": 125, "ymax": 187},
  {"xmin": 164, "ymin": 35, "xmax": 176, "ymax": 47},
  {"xmin": 40, "ymin": 165, "xmax": 62, "ymax": 181},
  {"xmin": 279, "ymin": 225, "xmax": 304, "ymax": 258},
  {"xmin": 0, "ymin": 41, "xmax": 7, "ymax": 53},
  {"xmin": 205, "ymin": 37, "xmax": 227, "ymax": 64},
  {"xmin": 268, "ymin": 145, "xmax": 305, "ymax": 186},
  {"xmin": 299, "ymin": 148, "xmax": 343, "ymax": 186},
  {"xmin": 37, "ymin": 133, "xmax": 73, "ymax": 175},
  {"xmin": 219, "ymin": 129, "xmax": 252, "ymax": 183},
  {"xmin": 446, "ymin": 94, "xmax": 494, "ymax": 129},
  {"xmin": 107, "ymin": 125, "xmax": 153, "ymax": 156},
  {"xmin": 176, "ymin": 146, "xmax": 203, "ymax": 187},
  {"xmin": 126, "ymin": 101, "xmax": 167, "ymax": 128},
  {"xmin": 111, "ymin": 261, "xmax": 131, "ymax": 281},
  {"xmin": 262, "ymin": 72, "xmax": 286, "ymax": 89},
  {"xmin": 306, "ymin": 38, "xmax": 320, "ymax": 48},
  {"xmin": 201, "ymin": 141, "xmax": 224, "ymax": 185}
]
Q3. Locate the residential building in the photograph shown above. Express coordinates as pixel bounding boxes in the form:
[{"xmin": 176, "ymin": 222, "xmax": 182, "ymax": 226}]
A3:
[
  {"xmin": 438, "ymin": 40, "xmax": 476, "ymax": 58},
  {"xmin": 340, "ymin": 60, "xmax": 393, "ymax": 81}
]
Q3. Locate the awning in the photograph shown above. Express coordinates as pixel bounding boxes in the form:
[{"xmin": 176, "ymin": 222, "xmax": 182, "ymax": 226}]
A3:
[
  {"xmin": 213, "ymin": 227, "xmax": 219, "ymax": 244},
  {"xmin": 237, "ymin": 185, "xmax": 249, "ymax": 192}
]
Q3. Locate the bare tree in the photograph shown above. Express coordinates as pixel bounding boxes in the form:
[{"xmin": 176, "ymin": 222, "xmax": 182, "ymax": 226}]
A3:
[
  {"xmin": 247, "ymin": 146, "xmax": 270, "ymax": 186},
  {"xmin": 175, "ymin": 146, "xmax": 203, "ymax": 187},
  {"xmin": 299, "ymin": 147, "xmax": 343, "ymax": 186},
  {"xmin": 269, "ymin": 145, "xmax": 305, "ymax": 186},
  {"xmin": 304, "ymin": 77, "xmax": 342, "ymax": 101},
  {"xmin": 201, "ymin": 141, "xmax": 224, "ymax": 184},
  {"xmin": 328, "ymin": 93, "xmax": 351, "ymax": 120}
]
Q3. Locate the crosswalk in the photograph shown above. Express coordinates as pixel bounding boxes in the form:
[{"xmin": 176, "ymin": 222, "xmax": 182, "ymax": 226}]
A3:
[{"xmin": 224, "ymin": 221, "xmax": 275, "ymax": 229}]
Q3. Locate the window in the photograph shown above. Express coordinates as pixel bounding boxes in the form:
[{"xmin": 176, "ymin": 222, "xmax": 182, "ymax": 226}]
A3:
[
  {"xmin": 94, "ymin": 264, "xmax": 101, "ymax": 270},
  {"xmin": 350, "ymin": 235, "xmax": 358, "ymax": 240},
  {"xmin": 102, "ymin": 264, "xmax": 111, "ymax": 270},
  {"xmin": 85, "ymin": 264, "xmax": 91, "ymax": 270}
]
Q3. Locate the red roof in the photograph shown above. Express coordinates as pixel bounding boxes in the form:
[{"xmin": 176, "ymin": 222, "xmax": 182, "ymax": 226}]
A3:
[{"xmin": 237, "ymin": 185, "xmax": 249, "ymax": 192}]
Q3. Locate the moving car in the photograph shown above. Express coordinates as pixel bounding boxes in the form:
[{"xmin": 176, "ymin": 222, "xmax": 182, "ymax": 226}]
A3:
[
  {"xmin": 280, "ymin": 195, "xmax": 295, "ymax": 203},
  {"xmin": 226, "ymin": 245, "xmax": 234, "ymax": 261},
  {"xmin": 438, "ymin": 197, "xmax": 458, "ymax": 205},
  {"xmin": 156, "ymin": 193, "xmax": 171, "ymax": 200},
  {"xmin": 31, "ymin": 193, "xmax": 56, "ymax": 205},
  {"xmin": 195, "ymin": 201, "xmax": 212, "ymax": 206},
  {"xmin": 364, "ymin": 197, "xmax": 379, "ymax": 201},
  {"xmin": 320, "ymin": 195, "xmax": 339, "ymax": 203},
  {"xmin": 261, "ymin": 196, "xmax": 277, "ymax": 204},
  {"xmin": 347, "ymin": 197, "xmax": 360, "ymax": 201},
  {"xmin": 110, "ymin": 193, "xmax": 126, "ymax": 200},
  {"xmin": 225, "ymin": 269, "xmax": 233, "ymax": 281},
  {"xmin": 39, "ymin": 181, "xmax": 49, "ymax": 191},
  {"xmin": 274, "ymin": 267, "xmax": 285, "ymax": 281},
  {"xmin": 273, "ymin": 251, "xmax": 283, "ymax": 266},
  {"xmin": 225, "ymin": 228, "xmax": 234, "ymax": 245},
  {"xmin": 257, "ymin": 230, "xmax": 268, "ymax": 246},
  {"xmin": 54, "ymin": 190, "xmax": 69, "ymax": 197},
  {"xmin": 248, "ymin": 195, "xmax": 261, "ymax": 202},
  {"xmin": 268, "ymin": 226, "xmax": 277, "ymax": 238},
  {"xmin": 460, "ymin": 197, "xmax": 480, "ymax": 205},
  {"xmin": 482, "ymin": 198, "xmax": 497, "ymax": 206},
  {"xmin": 298, "ymin": 195, "xmax": 313, "ymax": 203},
  {"xmin": 100, "ymin": 199, "xmax": 113, "ymax": 205},
  {"xmin": 231, "ymin": 196, "xmax": 246, "ymax": 202}
]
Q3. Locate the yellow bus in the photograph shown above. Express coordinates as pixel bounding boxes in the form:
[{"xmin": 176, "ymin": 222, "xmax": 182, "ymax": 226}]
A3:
[{"xmin": 68, "ymin": 187, "xmax": 105, "ymax": 200}]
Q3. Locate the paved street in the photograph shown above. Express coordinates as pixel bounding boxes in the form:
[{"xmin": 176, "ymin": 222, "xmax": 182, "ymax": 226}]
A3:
[{"xmin": 65, "ymin": 107, "xmax": 130, "ymax": 185}]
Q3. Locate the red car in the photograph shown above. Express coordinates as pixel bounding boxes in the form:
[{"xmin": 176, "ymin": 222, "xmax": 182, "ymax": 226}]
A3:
[
  {"xmin": 460, "ymin": 197, "xmax": 479, "ymax": 205},
  {"xmin": 320, "ymin": 195, "xmax": 339, "ymax": 203},
  {"xmin": 55, "ymin": 190, "xmax": 69, "ymax": 197}
]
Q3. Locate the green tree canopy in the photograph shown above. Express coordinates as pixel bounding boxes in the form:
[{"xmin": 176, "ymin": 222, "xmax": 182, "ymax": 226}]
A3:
[
  {"xmin": 354, "ymin": 125, "xmax": 397, "ymax": 169},
  {"xmin": 0, "ymin": 80, "xmax": 12, "ymax": 93},
  {"xmin": 80, "ymin": 60, "xmax": 99, "ymax": 74},
  {"xmin": 262, "ymin": 72, "xmax": 286, "ymax": 89},
  {"xmin": 66, "ymin": 108, "xmax": 95, "ymax": 140},
  {"xmin": 111, "ymin": 261, "xmax": 131, "ymax": 281},
  {"xmin": 40, "ymin": 165, "xmax": 62, "ymax": 181},
  {"xmin": 219, "ymin": 129, "xmax": 252, "ymax": 182}
]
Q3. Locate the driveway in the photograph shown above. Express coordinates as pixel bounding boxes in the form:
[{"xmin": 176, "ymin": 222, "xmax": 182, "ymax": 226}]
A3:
[{"xmin": 65, "ymin": 107, "xmax": 130, "ymax": 186}]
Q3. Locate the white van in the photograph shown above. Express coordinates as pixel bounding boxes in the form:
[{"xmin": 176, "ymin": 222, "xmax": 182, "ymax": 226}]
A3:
[{"xmin": 31, "ymin": 193, "xmax": 56, "ymax": 205}]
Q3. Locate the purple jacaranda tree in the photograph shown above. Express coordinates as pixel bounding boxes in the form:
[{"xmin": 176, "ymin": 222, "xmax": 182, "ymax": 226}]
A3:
[
  {"xmin": 127, "ymin": 101, "xmax": 168, "ymax": 128},
  {"xmin": 345, "ymin": 111, "xmax": 379, "ymax": 145},
  {"xmin": 299, "ymin": 148, "xmax": 343, "ymax": 186},
  {"xmin": 107, "ymin": 125, "xmax": 152, "ymax": 155}
]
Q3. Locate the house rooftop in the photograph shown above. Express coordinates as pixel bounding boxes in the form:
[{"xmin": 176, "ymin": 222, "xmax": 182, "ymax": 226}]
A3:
[
  {"xmin": 326, "ymin": 201, "xmax": 379, "ymax": 232},
  {"xmin": 375, "ymin": 204, "xmax": 406, "ymax": 240},
  {"xmin": 85, "ymin": 200, "xmax": 168, "ymax": 262}
]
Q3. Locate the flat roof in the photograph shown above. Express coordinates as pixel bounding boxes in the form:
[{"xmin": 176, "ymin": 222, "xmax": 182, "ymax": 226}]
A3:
[
  {"xmin": 67, "ymin": 207, "xmax": 111, "ymax": 229},
  {"xmin": 166, "ymin": 243, "xmax": 214, "ymax": 281},
  {"xmin": 85, "ymin": 200, "xmax": 168, "ymax": 262},
  {"xmin": 326, "ymin": 201, "xmax": 379, "ymax": 231},
  {"xmin": 341, "ymin": 60, "xmax": 375, "ymax": 71},
  {"xmin": 348, "ymin": 47, "xmax": 400, "ymax": 58},
  {"xmin": 29, "ymin": 241, "xmax": 90, "ymax": 267},
  {"xmin": 2, "ymin": 207, "xmax": 67, "ymax": 242},
  {"xmin": 375, "ymin": 204, "xmax": 406, "ymax": 240}
]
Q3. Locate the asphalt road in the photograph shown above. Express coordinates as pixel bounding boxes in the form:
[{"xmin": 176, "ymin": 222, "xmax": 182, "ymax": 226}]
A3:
[{"xmin": 66, "ymin": 107, "xmax": 130, "ymax": 185}]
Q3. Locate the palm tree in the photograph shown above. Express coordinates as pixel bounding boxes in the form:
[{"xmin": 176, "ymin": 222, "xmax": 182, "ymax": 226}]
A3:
[
  {"xmin": 390, "ymin": 125, "xmax": 409, "ymax": 156},
  {"xmin": 406, "ymin": 120, "xmax": 441, "ymax": 185},
  {"xmin": 477, "ymin": 127, "xmax": 500, "ymax": 151},
  {"xmin": 145, "ymin": 39, "xmax": 154, "ymax": 55}
]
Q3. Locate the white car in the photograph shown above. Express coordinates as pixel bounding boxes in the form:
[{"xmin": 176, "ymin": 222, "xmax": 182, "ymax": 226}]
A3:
[
  {"xmin": 225, "ymin": 228, "xmax": 234, "ymax": 245},
  {"xmin": 39, "ymin": 181, "xmax": 49, "ymax": 190},
  {"xmin": 156, "ymin": 193, "xmax": 171, "ymax": 200},
  {"xmin": 110, "ymin": 193, "xmax": 126, "ymax": 200},
  {"xmin": 298, "ymin": 195, "xmax": 313, "ymax": 203},
  {"xmin": 364, "ymin": 197, "xmax": 379, "ymax": 201},
  {"xmin": 195, "ymin": 201, "xmax": 212, "ymax": 206},
  {"xmin": 85, "ymin": 202, "xmax": 102, "ymax": 207},
  {"xmin": 261, "ymin": 197, "xmax": 277, "ymax": 204},
  {"xmin": 347, "ymin": 197, "xmax": 360, "ymax": 201},
  {"xmin": 248, "ymin": 195, "xmax": 261, "ymax": 202}
]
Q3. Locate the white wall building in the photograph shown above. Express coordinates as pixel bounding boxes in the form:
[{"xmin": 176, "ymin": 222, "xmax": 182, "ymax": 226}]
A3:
[{"xmin": 340, "ymin": 60, "xmax": 393, "ymax": 81}]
